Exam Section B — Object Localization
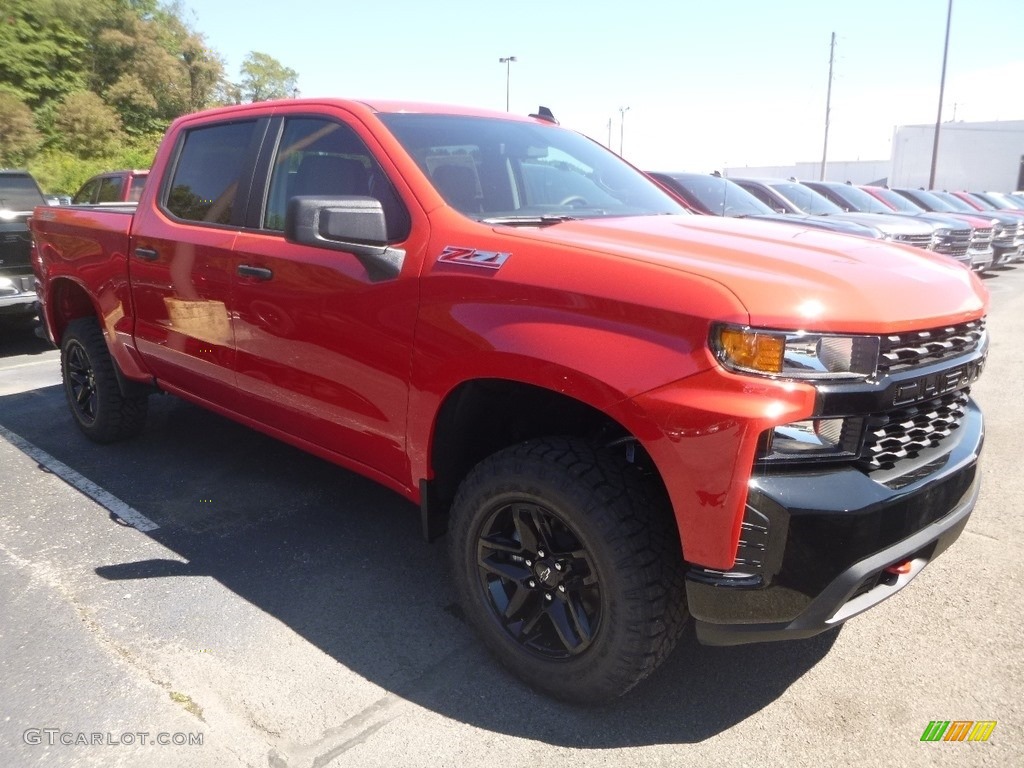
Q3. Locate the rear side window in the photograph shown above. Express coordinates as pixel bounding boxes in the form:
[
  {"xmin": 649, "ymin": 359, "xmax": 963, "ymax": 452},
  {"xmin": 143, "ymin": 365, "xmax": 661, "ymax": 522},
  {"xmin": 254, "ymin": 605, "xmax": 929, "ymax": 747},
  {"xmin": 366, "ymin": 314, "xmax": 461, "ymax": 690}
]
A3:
[
  {"xmin": 165, "ymin": 121, "xmax": 258, "ymax": 224},
  {"xmin": 97, "ymin": 176, "xmax": 124, "ymax": 203}
]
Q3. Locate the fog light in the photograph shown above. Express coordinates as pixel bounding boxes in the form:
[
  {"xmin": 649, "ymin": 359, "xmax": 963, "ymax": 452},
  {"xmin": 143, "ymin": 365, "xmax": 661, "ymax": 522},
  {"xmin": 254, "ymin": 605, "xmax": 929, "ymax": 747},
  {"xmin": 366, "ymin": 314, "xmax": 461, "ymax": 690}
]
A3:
[{"xmin": 760, "ymin": 417, "xmax": 863, "ymax": 462}]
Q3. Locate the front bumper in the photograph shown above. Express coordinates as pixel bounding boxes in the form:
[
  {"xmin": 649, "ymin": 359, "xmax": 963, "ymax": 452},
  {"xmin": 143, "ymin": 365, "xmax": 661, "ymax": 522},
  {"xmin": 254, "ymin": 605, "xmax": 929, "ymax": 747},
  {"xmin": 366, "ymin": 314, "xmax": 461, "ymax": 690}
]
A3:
[
  {"xmin": 688, "ymin": 400, "xmax": 983, "ymax": 646},
  {"xmin": 0, "ymin": 274, "xmax": 37, "ymax": 315}
]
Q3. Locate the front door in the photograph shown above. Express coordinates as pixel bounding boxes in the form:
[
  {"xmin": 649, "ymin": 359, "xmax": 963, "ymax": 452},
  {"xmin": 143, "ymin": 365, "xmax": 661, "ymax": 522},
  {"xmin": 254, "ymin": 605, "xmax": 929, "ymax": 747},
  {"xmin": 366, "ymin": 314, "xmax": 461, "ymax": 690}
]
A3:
[{"xmin": 229, "ymin": 114, "xmax": 419, "ymax": 484}]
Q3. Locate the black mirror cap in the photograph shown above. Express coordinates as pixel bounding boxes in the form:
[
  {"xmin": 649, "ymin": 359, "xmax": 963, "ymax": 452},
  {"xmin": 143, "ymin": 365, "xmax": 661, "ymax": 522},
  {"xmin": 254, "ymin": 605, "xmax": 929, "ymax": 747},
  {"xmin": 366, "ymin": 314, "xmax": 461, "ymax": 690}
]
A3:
[{"xmin": 285, "ymin": 196, "xmax": 387, "ymax": 249}]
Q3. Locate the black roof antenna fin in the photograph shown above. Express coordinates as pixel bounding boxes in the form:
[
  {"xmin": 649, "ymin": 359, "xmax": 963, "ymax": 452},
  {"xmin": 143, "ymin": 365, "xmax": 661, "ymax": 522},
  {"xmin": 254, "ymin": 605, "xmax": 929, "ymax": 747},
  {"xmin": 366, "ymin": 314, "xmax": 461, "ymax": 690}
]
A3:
[{"xmin": 529, "ymin": 106, "xmax": 558, "ymax": 125}]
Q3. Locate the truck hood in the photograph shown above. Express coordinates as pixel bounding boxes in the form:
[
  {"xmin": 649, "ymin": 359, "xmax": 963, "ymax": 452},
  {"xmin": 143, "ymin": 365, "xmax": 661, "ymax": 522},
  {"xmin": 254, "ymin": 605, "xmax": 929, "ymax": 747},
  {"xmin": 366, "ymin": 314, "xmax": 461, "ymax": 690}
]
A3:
[
  {"xmin": 819, "ymin": 211, "xmax": 936, "ymax": 236},
  {"xmin": 500, "ymin": 214, "xmax": 986, "ymax": 333},
  {"xmin": 746, "ymin": 213, "xmax": 879, "ymax": 238}
]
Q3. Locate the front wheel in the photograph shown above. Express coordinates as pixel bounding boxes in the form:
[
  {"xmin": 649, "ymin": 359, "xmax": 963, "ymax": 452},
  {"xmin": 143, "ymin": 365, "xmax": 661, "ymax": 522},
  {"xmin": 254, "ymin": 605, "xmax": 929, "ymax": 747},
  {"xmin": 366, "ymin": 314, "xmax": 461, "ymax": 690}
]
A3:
[
  {"xmin": 61, "ymin": 317, "xmax": 148, "ymax": 443},
  {"xmin": 448, "ymin": 437, "xmax": 687, "ymax": 703}
]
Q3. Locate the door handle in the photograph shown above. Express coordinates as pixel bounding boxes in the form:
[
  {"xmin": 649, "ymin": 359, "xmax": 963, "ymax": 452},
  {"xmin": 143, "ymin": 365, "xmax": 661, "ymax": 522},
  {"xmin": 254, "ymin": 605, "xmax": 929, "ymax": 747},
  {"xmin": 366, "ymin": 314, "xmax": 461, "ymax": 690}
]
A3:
[
  {"xmin": 237, "ymin": 264, "xmax": 273, "ymax": 281},
  {"xmin": 134, "ymin": 247, "xmax": 159, "ymax": 261}
]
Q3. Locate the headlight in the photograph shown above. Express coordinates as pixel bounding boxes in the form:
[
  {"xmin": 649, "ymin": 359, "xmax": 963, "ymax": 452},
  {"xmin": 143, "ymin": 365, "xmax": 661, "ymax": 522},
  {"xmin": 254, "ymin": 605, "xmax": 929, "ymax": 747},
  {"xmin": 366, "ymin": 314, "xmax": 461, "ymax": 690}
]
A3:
[{"xmin": 711, "ymin": 325, "xmax": 879, "ymax": 380}]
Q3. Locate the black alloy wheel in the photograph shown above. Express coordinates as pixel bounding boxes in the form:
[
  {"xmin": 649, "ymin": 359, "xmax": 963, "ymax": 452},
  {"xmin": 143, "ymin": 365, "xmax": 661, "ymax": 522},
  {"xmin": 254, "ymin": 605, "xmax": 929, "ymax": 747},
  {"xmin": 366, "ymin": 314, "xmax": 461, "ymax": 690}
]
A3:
[
  {"xmin": 476, "ymin": 501, "xmax": 601, "ymax": 660},
  {"xmin": 60, "ymin": 317, "xmax": 148, "ymax": 443},
  {"xmin": 64, "ymin": 338, "xmax": 99, "ymax": 424},
  {"xmin": 450, "ymin": 437, "xmax": 688, "ymax": 703}
]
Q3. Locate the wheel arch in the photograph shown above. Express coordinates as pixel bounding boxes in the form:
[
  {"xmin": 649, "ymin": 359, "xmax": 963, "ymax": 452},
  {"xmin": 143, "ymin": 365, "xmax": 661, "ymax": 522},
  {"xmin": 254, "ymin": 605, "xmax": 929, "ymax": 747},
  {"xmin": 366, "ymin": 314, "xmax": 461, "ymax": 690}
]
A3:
[
  {"xmin": 418, "ymin": 376, "xmax": 674, "ymax": 544},
  {"xmin": 44, "ymin": 276, "xmax": 97, "ymax": 346}
]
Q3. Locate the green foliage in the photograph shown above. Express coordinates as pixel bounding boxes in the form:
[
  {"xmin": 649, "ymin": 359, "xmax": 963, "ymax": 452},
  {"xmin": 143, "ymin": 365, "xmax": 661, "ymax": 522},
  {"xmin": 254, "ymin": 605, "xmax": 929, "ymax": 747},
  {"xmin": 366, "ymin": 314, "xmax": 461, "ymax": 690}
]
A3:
[
  {"xmin": 0, "ymin": 89, "xmax": 42, "ymax": 165},
  {"xmin": 28, "ymin": 133, "xmax": 161, "ymax": 195},
  {"xmin": 0, "ymin": 0, "xmax": 87, "ymax": 109},
  {"xmin": 240, "ymin": 52, "xmax": 299, "ymax": 103},
  {"xmin": 1, "ymin": 1, "xmax": 299, "ymax": 186},
  {"xmin": 55, "ymin": 91, "xmax": 125, "ymax": 158}
]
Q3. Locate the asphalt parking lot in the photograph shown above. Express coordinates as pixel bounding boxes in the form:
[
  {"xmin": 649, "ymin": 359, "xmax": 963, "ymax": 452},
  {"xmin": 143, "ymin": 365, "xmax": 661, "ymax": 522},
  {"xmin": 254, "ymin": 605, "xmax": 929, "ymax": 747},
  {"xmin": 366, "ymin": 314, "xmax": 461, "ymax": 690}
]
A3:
[{"xmin": 1, "ymin": 265, "xmax": 1021, "ymax": 768}]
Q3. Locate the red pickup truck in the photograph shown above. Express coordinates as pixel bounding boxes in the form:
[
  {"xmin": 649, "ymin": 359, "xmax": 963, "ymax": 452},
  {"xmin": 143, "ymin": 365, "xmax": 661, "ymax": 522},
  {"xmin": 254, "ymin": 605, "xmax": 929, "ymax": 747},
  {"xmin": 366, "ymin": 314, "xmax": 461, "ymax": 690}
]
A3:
[{"xmin": 31, "ymin": 99, "xmax": 989, "ymax": 702}]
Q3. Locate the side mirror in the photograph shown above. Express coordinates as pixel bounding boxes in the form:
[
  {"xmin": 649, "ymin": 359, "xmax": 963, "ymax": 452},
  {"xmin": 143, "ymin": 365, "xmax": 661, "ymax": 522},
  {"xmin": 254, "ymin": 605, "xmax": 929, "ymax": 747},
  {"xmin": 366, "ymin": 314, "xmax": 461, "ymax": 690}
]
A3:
[{"xmin": 284, "ymin": 196, "xmax": 404, "ymax": 281}]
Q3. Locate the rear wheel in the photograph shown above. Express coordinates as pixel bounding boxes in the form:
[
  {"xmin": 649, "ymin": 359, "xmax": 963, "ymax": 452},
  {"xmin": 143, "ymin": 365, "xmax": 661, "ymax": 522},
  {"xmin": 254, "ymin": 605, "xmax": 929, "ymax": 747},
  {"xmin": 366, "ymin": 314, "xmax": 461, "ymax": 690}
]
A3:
[
  {"xmin": 61, "ymin": 317, "xmax": 148, "ymax": 443},
  {"xmin": 449, "ymin": 437, "xmax": 687, "ymax": 703}
]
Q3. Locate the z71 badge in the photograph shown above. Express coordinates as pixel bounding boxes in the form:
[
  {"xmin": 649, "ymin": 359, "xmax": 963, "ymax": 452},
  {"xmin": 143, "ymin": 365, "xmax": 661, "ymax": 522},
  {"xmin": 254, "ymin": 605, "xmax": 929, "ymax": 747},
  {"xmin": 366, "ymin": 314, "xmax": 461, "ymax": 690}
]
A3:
[{"xmin": 437, "ymin": 246, "xmax": 511, "ymax": 270}]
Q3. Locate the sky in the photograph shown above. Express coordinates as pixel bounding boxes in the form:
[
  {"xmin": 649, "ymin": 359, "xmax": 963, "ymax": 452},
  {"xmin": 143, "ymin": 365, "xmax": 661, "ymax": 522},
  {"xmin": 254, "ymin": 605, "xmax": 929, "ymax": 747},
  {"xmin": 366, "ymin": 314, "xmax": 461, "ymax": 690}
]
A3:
[{"xmin": 180, "ymin": 0, "xmax": 1024, "ymax": 172}]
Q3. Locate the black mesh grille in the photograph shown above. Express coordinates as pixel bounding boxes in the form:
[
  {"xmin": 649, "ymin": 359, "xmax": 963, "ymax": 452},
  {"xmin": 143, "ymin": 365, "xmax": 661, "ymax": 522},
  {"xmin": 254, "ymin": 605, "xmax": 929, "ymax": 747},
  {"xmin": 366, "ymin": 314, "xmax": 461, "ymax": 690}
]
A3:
[
  {"xmin": 877, "ymin": 319, "xmax": 986, "ymax": 374},
  {"xmin": 860, "ymin": 390, "xmax": 969, "ymax": 470}
]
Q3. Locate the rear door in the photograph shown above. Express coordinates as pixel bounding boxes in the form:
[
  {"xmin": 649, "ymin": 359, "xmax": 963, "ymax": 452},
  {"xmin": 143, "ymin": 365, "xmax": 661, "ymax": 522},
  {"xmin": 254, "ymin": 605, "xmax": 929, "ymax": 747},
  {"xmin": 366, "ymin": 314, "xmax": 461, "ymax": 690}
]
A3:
[
  {"xmin": 129, "ymin": 118, "xmax": 268, "ymax": 406},
  {"xmin": 228, "ymin": 112, "xmax": 421, "ymax": 483}
]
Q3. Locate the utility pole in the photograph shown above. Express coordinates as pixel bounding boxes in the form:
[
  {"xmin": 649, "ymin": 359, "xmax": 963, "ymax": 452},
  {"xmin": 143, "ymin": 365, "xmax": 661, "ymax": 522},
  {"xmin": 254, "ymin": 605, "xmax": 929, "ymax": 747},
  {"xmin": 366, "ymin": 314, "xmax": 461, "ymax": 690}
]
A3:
[
  {"xmin": 498, "ymin": 56, "xmax": 517, "ymax": 112},
  {"xmin": 929, "ymin": 0, "xmax": 953, "ymax": 188},
  {"xmin": 819, "ymin": 31, "xmax": 836, "ymax": 181},
  {"xmin": 619, "ymin": 106, "xmax": 630, "ymax": 156},
  {"xmin": 607, "ymin": 117, "xmax": 612, "ymax": 148}
]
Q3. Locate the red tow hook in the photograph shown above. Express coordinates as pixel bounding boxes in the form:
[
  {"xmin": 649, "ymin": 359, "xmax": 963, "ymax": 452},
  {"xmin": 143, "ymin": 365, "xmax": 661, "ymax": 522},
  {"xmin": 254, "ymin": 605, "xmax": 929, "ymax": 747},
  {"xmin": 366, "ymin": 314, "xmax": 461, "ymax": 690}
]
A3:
[{"xmin": 884, "ymin": 560, "xmax": 914, "ymax": 576}]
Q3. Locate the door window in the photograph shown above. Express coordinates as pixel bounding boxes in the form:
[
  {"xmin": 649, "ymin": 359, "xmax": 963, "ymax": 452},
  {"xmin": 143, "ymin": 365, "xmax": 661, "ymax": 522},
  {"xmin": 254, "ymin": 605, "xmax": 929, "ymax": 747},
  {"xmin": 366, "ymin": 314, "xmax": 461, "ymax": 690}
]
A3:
[
  {"xmin": 263, "ymin": 117, "xmax": 410, "ymax": 241},
  {"xmin": 164, "ymin": 120, "xmax": 259, "ymax": 225}
]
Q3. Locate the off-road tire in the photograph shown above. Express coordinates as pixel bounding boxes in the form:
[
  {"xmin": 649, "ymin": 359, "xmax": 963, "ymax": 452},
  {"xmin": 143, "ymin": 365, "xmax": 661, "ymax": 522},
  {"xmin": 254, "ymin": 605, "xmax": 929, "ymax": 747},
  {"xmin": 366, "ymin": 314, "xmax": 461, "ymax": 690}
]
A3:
[
  {"xmin": 61, "ymin": 317, "xmax": 148, "ymax": 443},
  {"xmin": 449, "ymin": 437, "xmax": 688, "ymax": 703}
]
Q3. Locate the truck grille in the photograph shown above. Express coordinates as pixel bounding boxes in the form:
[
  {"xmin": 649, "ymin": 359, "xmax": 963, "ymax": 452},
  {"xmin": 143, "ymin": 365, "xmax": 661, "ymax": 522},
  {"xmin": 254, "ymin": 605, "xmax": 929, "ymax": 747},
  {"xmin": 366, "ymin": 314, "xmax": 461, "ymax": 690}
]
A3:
[
  {"xmin": 860, "ymin": 390, "xmax": 969, "ymax": 470},
  {"xmin": 993, "ymin": 224, "xmax": 1015, "ymax": 247},
  {"xmin": 877, "ymin": 318, "xmax": 986, "ymax": 374},
  {"xmin": 892, "ymin": 233, "xmax": 933, "ymax": 250},
  {"xmin": 969, "ymin": 226, "xmax": 993, "ymax": 250},
  {"xmin": 934, "ymin": 228, "xmax": 971, "ymax": 258}
]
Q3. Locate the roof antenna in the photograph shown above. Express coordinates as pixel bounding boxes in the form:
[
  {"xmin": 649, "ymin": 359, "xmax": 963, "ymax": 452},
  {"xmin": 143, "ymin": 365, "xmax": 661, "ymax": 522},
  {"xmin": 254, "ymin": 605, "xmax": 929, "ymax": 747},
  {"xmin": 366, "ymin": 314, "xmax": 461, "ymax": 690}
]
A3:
[{"xmin": 529, "ymin": 106, "xmax": 558, "ymax": 125}]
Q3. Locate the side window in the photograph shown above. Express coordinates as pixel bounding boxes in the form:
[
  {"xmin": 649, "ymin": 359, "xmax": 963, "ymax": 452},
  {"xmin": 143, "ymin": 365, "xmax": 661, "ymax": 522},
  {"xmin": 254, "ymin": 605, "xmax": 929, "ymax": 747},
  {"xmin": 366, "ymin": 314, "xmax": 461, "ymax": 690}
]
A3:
[
  {"xmin": 96, "ymin": 176, "xmax": 124, "ymax": 203},
  {"xmin": 263, "ymin": 117, "xmax": 410, "ymax": 242},
  {"xmin": 165, "ymin": 121, "xmax": 258, "ymax": 224},
  {"xmin": 73, "ymin": 178, "xmax": 100, "ymax": 204},
  {"xmin": 745, "ymin": 185, "xmax": 778, "ymax": 209}
]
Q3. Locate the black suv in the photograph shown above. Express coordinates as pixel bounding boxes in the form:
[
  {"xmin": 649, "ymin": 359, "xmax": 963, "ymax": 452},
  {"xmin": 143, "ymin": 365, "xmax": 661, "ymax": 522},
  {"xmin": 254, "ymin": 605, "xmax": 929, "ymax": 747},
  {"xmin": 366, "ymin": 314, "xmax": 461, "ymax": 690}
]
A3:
[{"xmin": 0, "ymin": 170, "xmax": 46, "ymax": 319}]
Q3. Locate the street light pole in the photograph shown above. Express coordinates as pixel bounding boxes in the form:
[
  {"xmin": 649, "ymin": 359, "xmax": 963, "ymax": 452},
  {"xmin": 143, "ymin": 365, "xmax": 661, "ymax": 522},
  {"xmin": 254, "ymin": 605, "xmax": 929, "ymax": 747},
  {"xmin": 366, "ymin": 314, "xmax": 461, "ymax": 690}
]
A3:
[
  {"xmin": 928, "ymin": 0, "xmax": 953, "ymax": 189},
  {"xmin": 498, "ymin": 56, "xmax": 517, "ymax": 112},
  {"xmin": 619, "ymin": 106, "xmax": 630, "ymax": 156}
]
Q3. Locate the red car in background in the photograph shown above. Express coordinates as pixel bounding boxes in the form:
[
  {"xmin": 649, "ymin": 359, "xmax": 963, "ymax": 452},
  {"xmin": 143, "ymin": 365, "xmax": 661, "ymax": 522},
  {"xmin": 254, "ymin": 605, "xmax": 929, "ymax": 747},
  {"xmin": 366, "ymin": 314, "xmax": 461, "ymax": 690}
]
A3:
[{"xmin": 71, "ymin": 169, "xmax": 149, "ymax": 205}]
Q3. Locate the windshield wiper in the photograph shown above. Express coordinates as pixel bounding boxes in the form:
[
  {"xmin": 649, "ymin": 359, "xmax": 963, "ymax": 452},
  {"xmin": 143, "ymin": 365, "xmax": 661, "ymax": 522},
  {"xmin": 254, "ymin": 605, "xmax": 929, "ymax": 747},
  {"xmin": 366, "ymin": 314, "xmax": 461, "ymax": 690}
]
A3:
[{"xmin": 480, "ymin": 214, "xmax": 579, "ymax": 227}]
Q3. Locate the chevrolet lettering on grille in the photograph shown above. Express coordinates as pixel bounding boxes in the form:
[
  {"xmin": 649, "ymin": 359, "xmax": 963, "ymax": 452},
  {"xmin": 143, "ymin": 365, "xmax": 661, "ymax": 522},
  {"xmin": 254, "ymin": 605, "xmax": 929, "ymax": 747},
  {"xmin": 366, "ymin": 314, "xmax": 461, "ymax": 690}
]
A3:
[{"xmin": 892, "ymin": 358, "xmax": 985, "ymax": 407}]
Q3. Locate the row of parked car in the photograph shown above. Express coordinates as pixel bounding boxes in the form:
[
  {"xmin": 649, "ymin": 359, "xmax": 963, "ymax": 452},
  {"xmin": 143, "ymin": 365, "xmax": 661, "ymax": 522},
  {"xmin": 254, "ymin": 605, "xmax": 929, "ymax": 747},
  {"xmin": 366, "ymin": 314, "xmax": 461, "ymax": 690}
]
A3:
[
  {"xmin": 1, "ymin": 168, "xmax": 148, "ymax": 323},
  {"xmin": 647, "ymin": 171, "xmax": 1024, "ymax": 272}
]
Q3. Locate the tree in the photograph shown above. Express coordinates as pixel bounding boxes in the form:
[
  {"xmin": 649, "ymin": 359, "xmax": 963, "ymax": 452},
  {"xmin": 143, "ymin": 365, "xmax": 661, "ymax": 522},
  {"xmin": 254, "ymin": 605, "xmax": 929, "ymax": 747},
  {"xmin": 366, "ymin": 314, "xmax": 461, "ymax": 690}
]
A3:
[
  {"xmin": 239, "ymin": 52, "xmax": 298, "ymax": 103},
  {"xmin": 0, "ymin": 90, "xmax": 42, "ymax": 165},
  {"xmin": 55, "ymin": 91, "xmax": 125, "ymax": 158},
  {"xmin": 0, "ymin": 0, "xmax": 87, "ymax": 109}
]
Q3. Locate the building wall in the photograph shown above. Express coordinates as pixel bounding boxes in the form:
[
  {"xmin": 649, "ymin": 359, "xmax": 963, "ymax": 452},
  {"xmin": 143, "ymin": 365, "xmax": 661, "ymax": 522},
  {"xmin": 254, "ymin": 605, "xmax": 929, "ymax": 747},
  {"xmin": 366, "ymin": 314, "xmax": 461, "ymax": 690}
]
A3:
[
  {"xmin": 889, "ymin": 121, "xmax": 1024, "ymax": 191},
  {"xmin": 723, "ymin": 160, "xmax": 890, "ymax": 185}
]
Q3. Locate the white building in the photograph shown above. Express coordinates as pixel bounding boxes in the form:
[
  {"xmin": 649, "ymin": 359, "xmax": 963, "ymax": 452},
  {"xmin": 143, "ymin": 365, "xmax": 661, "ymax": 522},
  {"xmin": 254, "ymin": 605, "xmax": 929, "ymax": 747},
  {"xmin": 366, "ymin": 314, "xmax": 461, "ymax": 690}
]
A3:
[
  {"xmin": 723, "ymin": 119, "xmax": 1024, "ymax": 191},
  {"xmin": 890, "ymin": 120, "xmax": 1024, "ymax": 192}
]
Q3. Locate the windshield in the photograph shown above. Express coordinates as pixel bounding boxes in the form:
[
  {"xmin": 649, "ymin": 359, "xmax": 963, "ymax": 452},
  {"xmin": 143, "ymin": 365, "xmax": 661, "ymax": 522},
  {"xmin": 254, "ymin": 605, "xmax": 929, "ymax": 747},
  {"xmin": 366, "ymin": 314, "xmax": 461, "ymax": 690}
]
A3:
[
  {"xmin": 671, "ymin": 174, "xmax": 773, "ymax": 216},
  {"xmin": 826, "ymin": 184, "xmax": 892, "ymax": 213},
  {"xmin": 922, "ymin": 190, "xmax": 973, "ymax": 213},
  {"xmin": 0, "ymin": 174, "xmax": 46, "ymax": 212},
  {"xmin": 379, "ymin": 114, "xmax": 685, "ymax": 220},
  {"xmin": 986, "ymin": 192, "xmax": 1024, "ymax": 210},
  {"xmin": 865, "ymin": 187, "xmax": 922, "ymax": 213},
  {"xmin": 770, "ymin": 182, "xmax": 844, "ymax": 215}
]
